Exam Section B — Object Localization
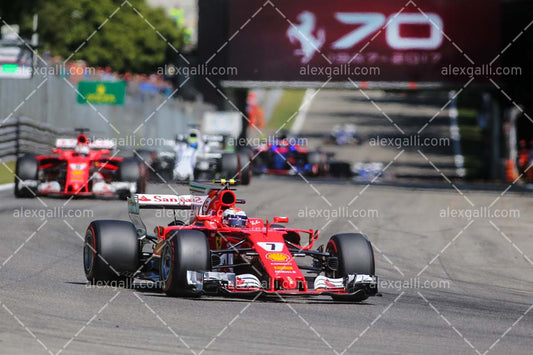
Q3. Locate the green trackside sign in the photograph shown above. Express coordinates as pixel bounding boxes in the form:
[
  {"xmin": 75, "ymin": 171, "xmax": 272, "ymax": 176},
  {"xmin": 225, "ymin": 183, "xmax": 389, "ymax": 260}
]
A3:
[{"xmin": 76, "ymin": 81, "xmax": 126, "ymax": 105}]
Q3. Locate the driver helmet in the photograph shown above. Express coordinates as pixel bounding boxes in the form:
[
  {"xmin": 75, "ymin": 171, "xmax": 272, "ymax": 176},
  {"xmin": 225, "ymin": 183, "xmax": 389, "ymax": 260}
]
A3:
[
  {"xmin": 222, "ymin": 208, "xmax": 248, "ymax": 228},
  {"xmin": 75, "ymin": 143, "xmax": 90, "ymax": 156},
  {"xmin": 188, "ymin": 130, "xmax": 199, "ymax": 149}
]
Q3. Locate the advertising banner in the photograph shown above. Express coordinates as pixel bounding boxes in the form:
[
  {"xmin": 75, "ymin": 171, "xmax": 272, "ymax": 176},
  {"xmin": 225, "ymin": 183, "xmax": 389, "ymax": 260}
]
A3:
[
  {"xmin": 77, "ymin": 81, "xmax": 126, "ymax": 105},
  {"xmin": 227, "ymin": 0, "xmax": 500, "ymax": 83}
]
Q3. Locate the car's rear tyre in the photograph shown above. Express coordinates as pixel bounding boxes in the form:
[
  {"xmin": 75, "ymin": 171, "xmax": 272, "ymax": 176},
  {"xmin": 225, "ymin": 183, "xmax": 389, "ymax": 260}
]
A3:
[
  {"xmin": 84, "ymin": 220, "xmax": 139, "ymax": 285},
  {"xmin": 133, "ymin": 149, "xmax": 154, "ymax": 166},
  {"xmin": 160, "ymin": 230, "xmax": 209, "ymax": 297},
  {"xmin": 329, "ymin": 162, "xmax": 352, "ymax": 178},
  {"xmin": 151, "ymin": 156, "xmax": 174, "ymax": 182},
  {"xmin": 307, "ymin": 152, "xmax": 328, "ymax": 177},
  {"xmin": 14, "ymin": 155, "xmax": 38, "ymax": 198},
  {"xmin": 221, "ymin": 153, "xmax": 238, "ymax": 179},
  {"xmin": 137, "ymin": 163, "xmax": 147, "ymax": 194},
  {"xmin": 194, "ymin": 168, "xmax": 214, "ymax": 181},
  {"xmin": 118, "ymin": 158, "xmax": 147, "ymax": 198},
  {"xmin": 237, "ymin": 151, "xmax": 251, "ymax": 185},
  {"xmin": 326, "ymin": 233, "xmax": 375, "ymax": 301},
  {"xmin": 251, "ymin": 152, "xmax": 266, "ymax": 175}
]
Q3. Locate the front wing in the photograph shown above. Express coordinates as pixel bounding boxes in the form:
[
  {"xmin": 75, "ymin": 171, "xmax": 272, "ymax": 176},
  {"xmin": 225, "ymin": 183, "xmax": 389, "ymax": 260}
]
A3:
[
  {"xmin": 17, "ymin": 179, "xmax": 136, "ymax": 197},
  {"xmin": 187, "ymin": 271, "xmax": 378, "ymax": 300}
]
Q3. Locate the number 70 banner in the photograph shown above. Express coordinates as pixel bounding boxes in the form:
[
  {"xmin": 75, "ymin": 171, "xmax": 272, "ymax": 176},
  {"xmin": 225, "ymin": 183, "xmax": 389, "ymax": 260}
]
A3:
[{"xmin": 223, "ymin": 0, "xmax": 500, "ymax": 84}]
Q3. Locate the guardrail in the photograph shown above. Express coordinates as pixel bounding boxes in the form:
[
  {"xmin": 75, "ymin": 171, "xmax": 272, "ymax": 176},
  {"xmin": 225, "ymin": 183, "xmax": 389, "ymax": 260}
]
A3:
[{"xmin": 0, "ymin": 117, "xmax": 65, "ymax": 161}]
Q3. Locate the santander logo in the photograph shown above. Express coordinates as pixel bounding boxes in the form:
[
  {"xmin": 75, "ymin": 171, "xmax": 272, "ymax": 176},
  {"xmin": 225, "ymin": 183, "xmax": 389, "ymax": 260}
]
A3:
[{"xmin": 287, "ymin": 11, "xmax": 325, "ymax": 64}]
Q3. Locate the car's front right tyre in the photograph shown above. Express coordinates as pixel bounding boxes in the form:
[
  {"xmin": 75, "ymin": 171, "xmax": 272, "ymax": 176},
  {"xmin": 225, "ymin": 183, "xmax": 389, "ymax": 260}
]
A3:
[
  {"xmin": 160, "ymin": 230, "xmax": 209, "ymax": 297},
  {"xmin": 326, "ymin": 233, "xmax": 376, "ymax": 302}
]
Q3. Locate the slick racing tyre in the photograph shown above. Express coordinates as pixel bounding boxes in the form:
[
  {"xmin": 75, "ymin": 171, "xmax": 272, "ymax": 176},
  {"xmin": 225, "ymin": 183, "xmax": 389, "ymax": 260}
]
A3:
[
  {"xmin": 193, "ymin": 168, "xmax": 215, "ymax": 181},
  {"xmin": 84, "ymin": 220, "xmax": 139, "ymax": 285},
  {"xmin": 326, "ymin": 233, "xmax": 375, "ymax": 301},
  {"xmin": 237, "ymin": 151, "xmax": 251, "ymax": 185},
  {"xmin": 329, "ymin": 162, "xmax": 352, "ymax": 178},
  {"xmin": 160, "ymin": 230, "xmax": 209, "ymax": 297},
  {"xmin": 137, "ymin": 163, "xmax": 148, "ymax": 194},
  {"xmin": 251, "ymin": 153, "xmax": 266, "ymax": 175},
  {"xmin": 307, "ymin": 152, "xmax": 328, "ymax": 177},
  {"xmin": 118, "ymin": 158, "xmax": 147, "ymax": 198},
  {"xmin": 221, "ymin": 153, "xmax": 239, "ymax": 180},
  {"xmin": 14, "ymin": 155, "xmax": 39, "ymax": 198},
  {"xmin": 133, "ymin": 149, "xmax": 154, "ymax": 166}
]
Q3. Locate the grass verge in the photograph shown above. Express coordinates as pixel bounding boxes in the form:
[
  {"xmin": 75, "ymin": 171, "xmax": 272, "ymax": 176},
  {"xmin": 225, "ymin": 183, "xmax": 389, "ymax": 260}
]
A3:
[
  {"xmin": 266, "ymin": 89, "xmax": 306, "ymax": 131},
  {"xmin": 0, "ymin": 160, "xmax": 15, "ymax": 185}
]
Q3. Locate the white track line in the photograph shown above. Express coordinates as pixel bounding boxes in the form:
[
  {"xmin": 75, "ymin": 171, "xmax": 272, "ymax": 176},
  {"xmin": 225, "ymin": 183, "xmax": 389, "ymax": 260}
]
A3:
[
  {"xmin": 0, "ymin": 183, "xmax": 14, "ymax": 192},
  {"xmin": 290, "ymin": 88, "xmax": 316, "ymax": 136}
]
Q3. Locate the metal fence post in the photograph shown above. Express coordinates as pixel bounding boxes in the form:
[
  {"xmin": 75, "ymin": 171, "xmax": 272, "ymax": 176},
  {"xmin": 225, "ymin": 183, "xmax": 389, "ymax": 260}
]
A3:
[
  {"xmin": 15, "ymin": 117, "xmax": 20, "ymax": 157},
  {"xmin": 448, "ymin": 91, "xmax": 465, "ymax": 178}
]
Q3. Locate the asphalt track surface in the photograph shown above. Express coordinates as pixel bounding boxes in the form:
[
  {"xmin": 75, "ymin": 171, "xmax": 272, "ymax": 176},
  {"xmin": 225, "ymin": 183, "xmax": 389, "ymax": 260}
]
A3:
[{"xmin": 1, "ymin": 177, "xmax": 532, "ymax": 355}]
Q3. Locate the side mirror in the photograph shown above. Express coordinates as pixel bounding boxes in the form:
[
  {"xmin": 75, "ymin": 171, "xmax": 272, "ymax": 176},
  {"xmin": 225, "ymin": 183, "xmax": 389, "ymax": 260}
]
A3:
[
  {"xmin": 273, "ymin": 216, "xmax": 289, "ymax": 224},
  {"xmin": 52, "ymin": 148, "xmax": 61, "ymax": 154}
]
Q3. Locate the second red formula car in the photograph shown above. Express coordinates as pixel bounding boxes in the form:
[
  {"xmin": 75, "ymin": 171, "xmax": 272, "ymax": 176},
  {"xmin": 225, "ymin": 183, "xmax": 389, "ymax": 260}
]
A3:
[{"xmin": 14, "ymin": 131, "xmax": 147, "ymax": 199}]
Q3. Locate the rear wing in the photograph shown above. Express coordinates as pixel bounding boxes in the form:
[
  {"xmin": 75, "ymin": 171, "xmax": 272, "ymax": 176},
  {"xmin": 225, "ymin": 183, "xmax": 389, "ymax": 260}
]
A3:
[
  {"xmin": 127, "ymin": 193, "xmax": 207, "ymax": 236},
  {"xmin": 129, "ymin": 194, "xmax": 206, "ymax": 210},
  {"xmin": 127, "ymin": 182, "xmax": 236, "ymax": 234},
  {"xmin": 55, "ymin": 138, "xmax": 116, "ymax": 150}
]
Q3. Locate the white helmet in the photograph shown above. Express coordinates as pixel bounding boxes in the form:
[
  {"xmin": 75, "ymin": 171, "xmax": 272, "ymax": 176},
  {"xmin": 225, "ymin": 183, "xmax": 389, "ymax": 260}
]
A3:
[
  {"xmin": 75, "ymin": 143, "xmax": 90, "ymax": 156},
  {"xmin": 222, "ymin": 208, "xmax": 247, "ymax": 227}
]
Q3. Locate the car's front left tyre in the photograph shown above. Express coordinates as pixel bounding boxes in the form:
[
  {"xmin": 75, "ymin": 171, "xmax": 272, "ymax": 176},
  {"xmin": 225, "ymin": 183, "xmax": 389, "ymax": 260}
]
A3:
[
  {"xmin": 84, "ymin": 220, "xmax": 140, "ymax": 285},
  {"xmin": 14, "ymin": 155, "xmax": 39, "ymax": 198}
]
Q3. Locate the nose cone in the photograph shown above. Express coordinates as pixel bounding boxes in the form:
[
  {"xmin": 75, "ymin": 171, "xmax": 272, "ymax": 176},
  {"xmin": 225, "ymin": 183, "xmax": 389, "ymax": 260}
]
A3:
[
  {"xmin": 274, "ymin": 276, "xmax": 298, "ymax": 290},
  {"xmin": 284, "ymin": 276, "xmax": 297, "ymax": 289}
]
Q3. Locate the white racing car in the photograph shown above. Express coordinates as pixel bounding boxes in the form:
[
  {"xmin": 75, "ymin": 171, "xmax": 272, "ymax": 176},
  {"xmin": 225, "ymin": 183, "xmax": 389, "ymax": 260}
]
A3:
[{"xmin": 152, "ymin": 129, "xmax": 251, "ymax": 185}]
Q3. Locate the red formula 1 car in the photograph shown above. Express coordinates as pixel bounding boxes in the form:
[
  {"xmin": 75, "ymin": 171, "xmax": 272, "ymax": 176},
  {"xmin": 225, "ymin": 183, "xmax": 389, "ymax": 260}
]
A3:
[
  {"xmin": 83, "ymin": 180, "xmax": 378, "ymax": 301},
  {"xmin": 14, "ymin": 132, "xmax": 147, "ymax": 199}
]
